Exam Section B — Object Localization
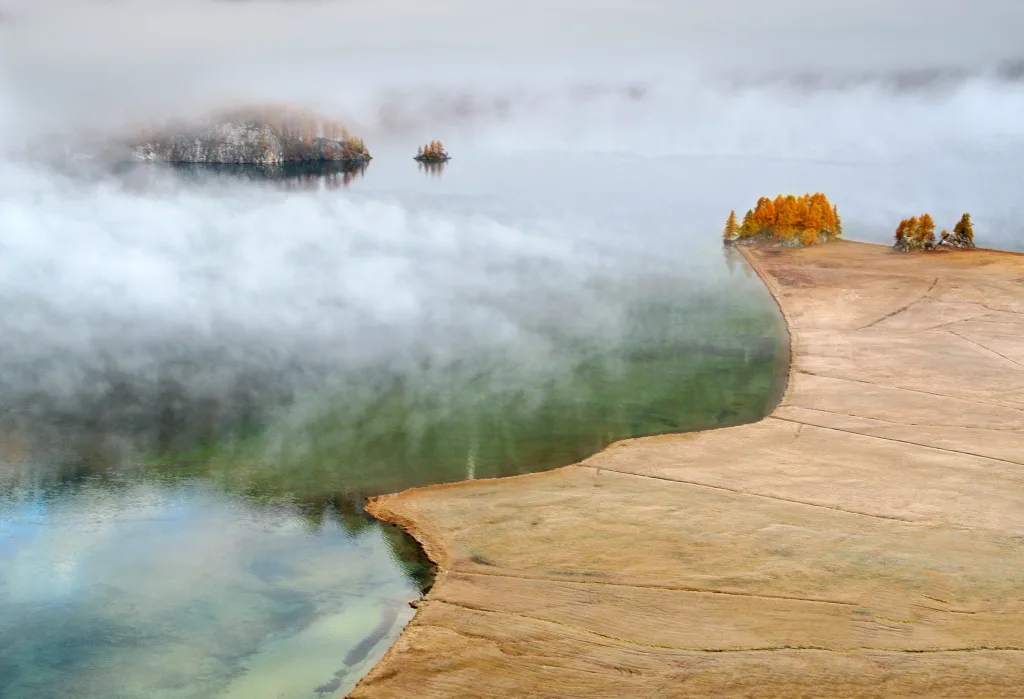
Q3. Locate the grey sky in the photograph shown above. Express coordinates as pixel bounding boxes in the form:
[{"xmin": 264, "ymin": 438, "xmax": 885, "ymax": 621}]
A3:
[{"xmin": 1, "ymin": 0, "xmax": 1022, "ymax": 138}]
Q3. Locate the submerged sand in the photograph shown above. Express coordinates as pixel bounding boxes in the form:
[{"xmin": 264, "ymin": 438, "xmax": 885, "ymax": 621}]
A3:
[{"xmin": 351, "ymin": 241, "xmax": 1024, "ymax": 698}]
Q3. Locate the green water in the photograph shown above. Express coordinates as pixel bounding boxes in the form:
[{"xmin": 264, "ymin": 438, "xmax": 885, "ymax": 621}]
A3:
[
  {"xmin": 165, "ymin": 279, "xmax": 785, "ymax": 501},
  {"xmin": 0, "ymin": 161, "xmax": 787, "ymax": 699}
]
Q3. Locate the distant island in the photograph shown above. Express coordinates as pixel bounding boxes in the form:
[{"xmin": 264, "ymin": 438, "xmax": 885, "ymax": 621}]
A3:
[
  {"xmin": 894, "ymin": 212, "xmax": 976, "ymax": 251},
  {"xmin": 723, "ymin": 193, "xmax": 842, "ymax": 247},
  {"xmin": 414, "ymin": 141, "xmax": 450, "ymax": 163},
  {"xmin": 130, "ymin": 106, "xmax": 371, "ymax": 166}
]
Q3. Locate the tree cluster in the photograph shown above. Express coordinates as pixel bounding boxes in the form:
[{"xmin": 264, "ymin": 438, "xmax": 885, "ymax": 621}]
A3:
[
  {"xmin": 724, "ymin": 193, "xmax": 842, "ymax": 247},
  {"xmin": 220, "ymin": 104, "xmax": 369, "ymax": 154},
  {"xmin": 416, "ymin": 140, "xmax": 450, "ymax": 161},
  {"xmin": 894, "ymin": 212, "xmax": 975, "ymax": 252}
]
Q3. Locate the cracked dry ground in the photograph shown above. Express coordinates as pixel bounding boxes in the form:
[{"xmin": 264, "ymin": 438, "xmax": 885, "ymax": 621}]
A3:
[{"xmin": 351, "ymin": 241, "xmax": 1024, "ymax": 698}]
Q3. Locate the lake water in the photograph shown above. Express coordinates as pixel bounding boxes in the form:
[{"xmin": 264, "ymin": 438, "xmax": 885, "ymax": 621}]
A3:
[
  {"xmin": 4, "ymin": 1, "xmax": 1024, "ymax": 695},
  {"xmin": 0, "ymin": 151, "xmax": 791, "ymax": 698}
]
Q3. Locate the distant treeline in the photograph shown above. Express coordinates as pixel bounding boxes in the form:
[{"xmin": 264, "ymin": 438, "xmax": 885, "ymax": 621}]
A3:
[
  {"xmin": 894, "ymin": 213, "xmax": 975, "ymax": 251},
  {"xmin": 228, "ymin": 104, "xmax": 365, "ymax": 149},
  {"xmin": 131, "ymin": 104, "xmax": 369, "ymax": 155},
  {"xmin": 723, "ymin": 193, "xmax": 842, "ymax": 246}
]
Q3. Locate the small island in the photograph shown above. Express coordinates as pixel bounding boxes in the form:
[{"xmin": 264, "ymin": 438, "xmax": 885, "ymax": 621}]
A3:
[
  {"xmin": 130, "ymin": 105, "xmax": 372, "ymax": 166},
  {"xmin": 414, "ymin": 141, "xmax": 450, "ymax": 163},
  {"xmin": 723, "ymin": 193, "xmax": 842, "ymax": 247},
  {"xmin": 894, "ymin": 212, "xmax": 976, "ymax": 251}
]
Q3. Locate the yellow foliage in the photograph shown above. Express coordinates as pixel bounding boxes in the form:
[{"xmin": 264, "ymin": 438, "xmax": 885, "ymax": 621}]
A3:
[
  {"xmin": 734, "ymin": 193, "xmax": 841, "ymax": 245},
  {"xmin": 418, "ymin": 140, "xmax": 449, "ymax": 160}
]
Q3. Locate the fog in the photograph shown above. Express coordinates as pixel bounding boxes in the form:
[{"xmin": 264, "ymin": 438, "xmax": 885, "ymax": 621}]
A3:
[
  {"xmin": 1, "ymin": 0, "xmax": 1023, "ymax": 469},
  {"xmin": 3, "ymin": 0, "xmax": 1024, "ymax": 148}
]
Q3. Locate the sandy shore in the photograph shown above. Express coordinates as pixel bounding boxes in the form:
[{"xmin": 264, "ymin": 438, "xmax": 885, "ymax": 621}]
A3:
[{"xmin": 350, "ymin": 240, "xmax": 1024, "ymax": 698}]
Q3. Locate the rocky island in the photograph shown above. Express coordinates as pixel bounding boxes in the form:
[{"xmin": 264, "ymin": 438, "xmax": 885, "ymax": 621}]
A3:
[
  {"xmin": 129, "ymin": 106, "xmax": 371, "ymax": 166},
  {"xmin": 414, "ymin": 141, "xmax": 450, "ymax": 163}
]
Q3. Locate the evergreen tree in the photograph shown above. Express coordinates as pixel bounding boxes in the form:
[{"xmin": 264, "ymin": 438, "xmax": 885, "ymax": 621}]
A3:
[{"xmin": 832, "ymin": 204, "xmax": 842, "ymax": 236}]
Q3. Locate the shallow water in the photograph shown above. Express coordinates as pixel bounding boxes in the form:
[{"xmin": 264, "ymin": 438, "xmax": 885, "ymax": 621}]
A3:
[{"xmin": 0, "ymin": 152, "xmax": 784, "ymax": 698}]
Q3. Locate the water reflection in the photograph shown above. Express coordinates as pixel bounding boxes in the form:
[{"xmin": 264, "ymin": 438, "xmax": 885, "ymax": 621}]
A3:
[
  {"xmin": 0, "ymin": 160, "xmax": 787, "ymax": 698},
  {"xmin": 722, "ymin": 244, "xmax": 754, "ymax": 278},
  {"xmin": 115, "ymin": 161, "xmax": 370, "ymax": 190},
  {"xmin": 0, "ymin": 481, "xmax": 423, "ymax": 699},
  {"xmin": 417, "ymin": 160, "xmax": 447, "ymax": 178}
]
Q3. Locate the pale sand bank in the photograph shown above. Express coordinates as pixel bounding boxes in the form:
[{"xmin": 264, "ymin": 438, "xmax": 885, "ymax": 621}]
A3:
[{"xmin": 351, "ymin": 241, "xmax": 1024, "ymax": 698}]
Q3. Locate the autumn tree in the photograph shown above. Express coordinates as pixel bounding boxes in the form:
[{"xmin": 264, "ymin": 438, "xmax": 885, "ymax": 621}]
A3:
[
  {"xmin": 954, "ymin": 213, "xmax": 974, "ymax": 242},
  {"xmin": 894, "ymin": 216, "xmax": 925, "ymax": 252},
  {"xmin": 750, "ymin": 197, "xmax": 776, "ymax": 235},
  {"xmin": 894, "ymin": 218, "xmax": 910, "ymax": 245},
  {"xmin": 941, "ymin": 212, "xmax": 977, "ymax": 249},
  {"xmin": 918, "ymin": 213, "xmax": 936, "ymax": 248},
  {"xmin": 417, "ymin": 140, "xmax": 449, "ymax": 161},
  {"xmin": 896, "ymin": 212, "xmax": 975, "ymax": 252},
  {"xmin": 906, "ymin": 216, "xmax": 920, "ymax": 245},
  {"xmin": 740, "ymin": 209, "xmax": 755, "ymax": 238},
  {"xmin": 727, "ymin": 193, "xmax": 841, "ymax": 247},
  {"xmin": 723, "ymin": 210, "xmax": 740, "ymax": 241}
]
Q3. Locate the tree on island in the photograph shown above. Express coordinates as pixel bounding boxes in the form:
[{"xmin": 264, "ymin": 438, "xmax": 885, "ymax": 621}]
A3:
[
  {"xmin": 416, "ymin": 140, "xmax": 450, "ymax": 162},
  {"xmin": 132, "ymin": 104, "xmax": 372, "ymax": 165},
  {"xmin": 895, "ymin": 212, "xmax": 975, "ymax": 252},
  {"xmin": 724, "ymin": 193, "xmax": 842, "ymax": 247}
]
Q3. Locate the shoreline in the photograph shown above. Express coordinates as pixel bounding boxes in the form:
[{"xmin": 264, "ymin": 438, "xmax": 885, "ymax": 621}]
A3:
[{"xmin": 352, "ymin": 240, "xmax": 1024, "ymax": 698}]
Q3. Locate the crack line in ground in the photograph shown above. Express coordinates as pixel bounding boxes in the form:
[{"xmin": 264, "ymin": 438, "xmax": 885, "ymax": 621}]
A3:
[
  {"xmin": 430, "ymin": 600, "xmax": 1024, "ymax": 654},
  {"xmin": 856, "ymin": 277, "xmax": 938, "ymax": 330},
  {"xmin": 945, "ymin": 329, "xmax": 1024, "ymax": 372},
  {"xmin": 769, "ymin": 416, "xmax": 1024, "ymax": 469},
  {"xmin": 579, "ymin": 465, "xmax": 922, "ymax": 524},
  {"xmin": 974, "ymin": 303, "xmax": 1024, "ymax": 317},
  {"xmin": 778, "ymin": 405, "xmax": 1023, "ymax": 432},
  {"xmin": 794, "ymin": 370, "xmax": 1024, "ymax": 414},
  {"xmin": 917, "ymin": 311, "xmax": 1002, "ymax": 332},
  {"xmin": 448, "ymin": 569, "xmax": 857, "ymax": 608}
]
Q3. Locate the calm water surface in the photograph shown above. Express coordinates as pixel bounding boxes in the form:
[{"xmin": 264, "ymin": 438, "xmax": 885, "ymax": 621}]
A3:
[{"xmin": 0, "ymin": 152, "xmax": 787, "ymax": 698}]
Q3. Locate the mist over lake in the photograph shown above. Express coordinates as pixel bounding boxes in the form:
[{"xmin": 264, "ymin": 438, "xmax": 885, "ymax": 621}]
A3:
[{"xmin": 1, "ymin": 1, "xmax": 1022, "ymax": 697}]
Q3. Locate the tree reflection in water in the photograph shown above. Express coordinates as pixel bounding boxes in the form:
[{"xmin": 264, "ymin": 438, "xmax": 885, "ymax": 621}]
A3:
[
  {"xmin": 162, "ymin": 161, "xmax": 369, "ymax": 189},
  {"xmin": 418, "ymin": 160, "xmax": 446, "ymax": 178}
]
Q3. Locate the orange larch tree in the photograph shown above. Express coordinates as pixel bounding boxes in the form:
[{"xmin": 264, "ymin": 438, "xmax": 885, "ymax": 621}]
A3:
[
  {"xmin": 723, "ymin": 210, "xmax": 740, "ymax": 241},
  {"xmin": 727, "ymin": 193, "xmax": 842, "ymax": 247}
]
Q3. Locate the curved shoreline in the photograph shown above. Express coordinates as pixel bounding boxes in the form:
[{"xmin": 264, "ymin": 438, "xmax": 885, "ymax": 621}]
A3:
[{"xmin": 352, "ymin": 240, "xmax": 1024, "ymax": 698}]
